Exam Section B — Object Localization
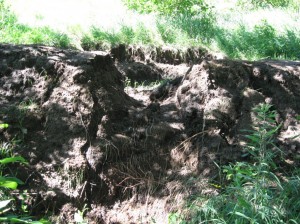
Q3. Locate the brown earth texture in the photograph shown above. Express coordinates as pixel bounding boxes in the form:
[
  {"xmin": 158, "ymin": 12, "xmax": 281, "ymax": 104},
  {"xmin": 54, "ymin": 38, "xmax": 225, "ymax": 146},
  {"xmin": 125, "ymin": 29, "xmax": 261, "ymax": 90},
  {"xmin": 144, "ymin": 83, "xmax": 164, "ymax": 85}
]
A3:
[{"xmin": 0, "ymin": 44, "xmax": 299, "ymax": 223}]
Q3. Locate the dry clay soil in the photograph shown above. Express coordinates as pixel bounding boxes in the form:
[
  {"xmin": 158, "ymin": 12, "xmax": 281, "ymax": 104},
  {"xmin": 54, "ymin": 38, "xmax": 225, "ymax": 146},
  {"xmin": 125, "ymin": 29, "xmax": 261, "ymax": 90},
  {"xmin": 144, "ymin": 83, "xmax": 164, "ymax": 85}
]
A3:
[{"xmin": 0, "ymin": 44, "xmax": 300, "ymax": 223}]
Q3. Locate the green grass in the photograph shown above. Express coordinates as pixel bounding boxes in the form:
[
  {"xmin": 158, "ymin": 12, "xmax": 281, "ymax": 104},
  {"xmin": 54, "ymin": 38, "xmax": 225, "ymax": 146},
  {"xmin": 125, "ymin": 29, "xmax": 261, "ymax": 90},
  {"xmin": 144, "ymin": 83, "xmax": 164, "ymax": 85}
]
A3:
[
  {"xmin": 154, "ymin": 4, "xmax": 300, "ymax": 60},
  {"xmin": 213, "ymin": 8, "xmax": 300, "ymax": 60},
  {"xmin": 0, "ymin": 1, "xmax": 71, "ymax": 48},
  {"xmin": 2, "ymin": 0, "xmax": 300, "ymax": 60},
  {"xmin": 2, "ymin": 25, "xmax": 71, "ymax": 48},
  {"xmin": 81, "ymin": 23, "xmax": 158, "ymax": 50}
]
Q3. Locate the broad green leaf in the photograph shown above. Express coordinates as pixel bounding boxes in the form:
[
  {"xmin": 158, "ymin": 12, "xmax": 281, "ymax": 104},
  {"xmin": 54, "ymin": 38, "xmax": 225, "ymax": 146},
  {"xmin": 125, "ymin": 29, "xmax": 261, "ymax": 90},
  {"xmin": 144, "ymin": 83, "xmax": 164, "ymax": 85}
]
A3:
[
  {"xmin": 0, "ymin": 215, "xmax": 19, "ymax": 222},
  {"xmin": 30, "ymin": 221, "xmax": 51, "ymax": 224},
  {"xmin": 0, "ymin": 124, "xmax": 9, "ymax": 129},
  {"xmin": 0, "ymin": 213, "xmax": 50, "ymax": 223},
  {"xmin": 4, "ymin": 177, "xmax": 24, "ymax": 185},
  {"xmin": 36, "ymin": 219, "xmax": 51, "ymax": 224},
  {"xmin": 0, "ymin": 156, "xmax": 27, "ymax": 165},
  {"xmin": 0, "ymin": 176, "xmax": 24, "ymax": 189},
  {"xmin": 0, "ymin": 180, "xmax": 18, "ymax": 189}
]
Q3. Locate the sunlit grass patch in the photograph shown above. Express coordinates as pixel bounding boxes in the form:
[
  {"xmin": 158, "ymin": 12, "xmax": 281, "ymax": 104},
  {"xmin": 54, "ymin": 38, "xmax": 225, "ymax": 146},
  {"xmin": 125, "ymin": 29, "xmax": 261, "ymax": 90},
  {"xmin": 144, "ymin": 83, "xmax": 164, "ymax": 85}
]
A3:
[
  {"xmin": 2, "ymin": 0, "xmax": 300, "ymax": 60},
  {"xmin": 214, "ymin": 21, "xmax": 300, "ymax": 60},
  {"xmin": 1, "ymin": 25, "xmax": 71, "ymax": 47}
]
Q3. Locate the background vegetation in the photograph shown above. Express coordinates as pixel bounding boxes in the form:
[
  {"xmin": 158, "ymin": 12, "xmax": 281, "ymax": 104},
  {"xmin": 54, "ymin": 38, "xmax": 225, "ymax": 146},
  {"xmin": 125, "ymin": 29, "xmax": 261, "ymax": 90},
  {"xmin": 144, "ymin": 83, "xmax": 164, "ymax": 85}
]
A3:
[
  {"xmin": 0, "ymin": 0, "xmax": 70, "ymax": 48},
  {"xmin": 1, "ymin": 0, "xmax": 300, "ymax": 60}
]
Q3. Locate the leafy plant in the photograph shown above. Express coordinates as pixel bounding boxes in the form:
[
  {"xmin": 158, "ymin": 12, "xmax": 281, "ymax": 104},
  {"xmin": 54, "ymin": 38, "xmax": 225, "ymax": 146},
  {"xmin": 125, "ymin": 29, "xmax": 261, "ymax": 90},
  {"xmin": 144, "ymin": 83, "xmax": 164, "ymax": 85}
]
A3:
[
  {"xmin": 0, "ymin": 0, "xmax": 17, "ymax": 29},
  {"xmin": 170, "ymin": 104, "xmax": 300, "ymax": 223},
  {"xmin": 0, "ymin": 123, "xmax": 48, "ymax": 223}
]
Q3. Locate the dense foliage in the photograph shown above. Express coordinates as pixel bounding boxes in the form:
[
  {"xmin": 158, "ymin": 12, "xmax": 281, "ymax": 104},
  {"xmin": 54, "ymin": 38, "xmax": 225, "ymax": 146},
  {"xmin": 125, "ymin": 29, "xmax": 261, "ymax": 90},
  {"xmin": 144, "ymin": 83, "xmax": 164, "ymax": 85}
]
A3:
[
  {"xmin": 122, "ymin": 0, "xmax": 210, "ymax": 15},
  {"xmin": 123, "ymin": 0, "xmax": 294, "ymax": 15},
  {"xmin": 241, "ymin": 0, "xmax": 289, "ymax": 8}
]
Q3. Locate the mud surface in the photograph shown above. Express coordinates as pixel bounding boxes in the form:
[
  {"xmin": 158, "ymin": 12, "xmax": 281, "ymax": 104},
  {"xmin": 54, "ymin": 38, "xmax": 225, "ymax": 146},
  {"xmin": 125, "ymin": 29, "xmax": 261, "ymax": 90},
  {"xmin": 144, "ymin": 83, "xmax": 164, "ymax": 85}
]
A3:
[{"xmin": 0, "ymin": 44, "xmax": 299, "ymax": 223}]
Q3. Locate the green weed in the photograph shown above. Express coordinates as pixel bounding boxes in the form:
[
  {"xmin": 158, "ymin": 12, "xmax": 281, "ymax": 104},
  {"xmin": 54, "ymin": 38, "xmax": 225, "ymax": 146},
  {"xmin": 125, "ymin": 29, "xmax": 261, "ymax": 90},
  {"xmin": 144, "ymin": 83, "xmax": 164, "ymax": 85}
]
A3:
[
  {"xmin": 169, "ymin": 104, "xmax": 300, "ymax": 224},
  {"xmin": 0, "ymin": 123, "xmax": 43, "ymax": 223},
  {"xmin": 0, "ymin": 122, "xmax": 50, "ymax": 223}
]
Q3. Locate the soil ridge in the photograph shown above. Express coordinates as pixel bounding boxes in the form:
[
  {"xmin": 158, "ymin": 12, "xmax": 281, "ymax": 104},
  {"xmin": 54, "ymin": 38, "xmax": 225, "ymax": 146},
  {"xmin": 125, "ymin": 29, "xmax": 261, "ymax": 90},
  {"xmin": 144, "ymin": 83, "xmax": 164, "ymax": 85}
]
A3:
[{"xmin": 0, "ymin": 44, "xmax": 299, "ymax": 223}]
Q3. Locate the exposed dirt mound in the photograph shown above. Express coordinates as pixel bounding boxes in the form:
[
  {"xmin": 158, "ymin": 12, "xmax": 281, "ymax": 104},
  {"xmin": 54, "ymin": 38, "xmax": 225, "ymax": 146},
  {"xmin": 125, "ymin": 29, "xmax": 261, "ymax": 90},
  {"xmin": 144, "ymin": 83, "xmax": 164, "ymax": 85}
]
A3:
[
  {"xmin": 0, "ymin": 44, "xmax": 299, "ymax": 223},
  {"xmin": 110, "ymin": 44, "xmax": 220, "ymax": 64}
]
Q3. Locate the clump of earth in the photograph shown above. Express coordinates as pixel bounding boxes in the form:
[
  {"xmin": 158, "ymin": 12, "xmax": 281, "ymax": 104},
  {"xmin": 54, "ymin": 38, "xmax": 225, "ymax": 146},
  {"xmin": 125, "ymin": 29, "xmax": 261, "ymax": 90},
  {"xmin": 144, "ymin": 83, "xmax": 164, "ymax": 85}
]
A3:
[{"xmin": 0, "ymin": 43, "xmax": 299, "ymax": 223}]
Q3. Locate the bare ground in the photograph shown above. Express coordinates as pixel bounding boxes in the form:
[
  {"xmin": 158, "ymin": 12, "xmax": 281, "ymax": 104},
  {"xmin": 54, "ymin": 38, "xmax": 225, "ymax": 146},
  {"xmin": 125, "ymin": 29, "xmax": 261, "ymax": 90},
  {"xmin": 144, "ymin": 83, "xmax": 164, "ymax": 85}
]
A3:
[{"xmin": 0, "ymin": 44, "xmax": 299, "ymax": 223}]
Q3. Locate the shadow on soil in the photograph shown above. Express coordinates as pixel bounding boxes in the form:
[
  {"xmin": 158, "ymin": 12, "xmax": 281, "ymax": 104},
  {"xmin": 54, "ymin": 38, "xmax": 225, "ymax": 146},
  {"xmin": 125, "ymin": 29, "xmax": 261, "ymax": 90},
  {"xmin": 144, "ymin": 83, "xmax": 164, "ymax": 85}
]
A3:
[{"xmin": 0, "ymin": 43, "xmax": 299, "ymax": 223}]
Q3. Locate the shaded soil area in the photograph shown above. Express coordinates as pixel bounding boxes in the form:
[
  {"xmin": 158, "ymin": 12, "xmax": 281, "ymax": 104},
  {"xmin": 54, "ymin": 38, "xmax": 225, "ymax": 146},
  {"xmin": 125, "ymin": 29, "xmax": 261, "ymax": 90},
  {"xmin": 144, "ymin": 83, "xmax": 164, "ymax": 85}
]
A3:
[{"xmin": 0, "ymin": 44, "xmax": 299, "ymax": 223}]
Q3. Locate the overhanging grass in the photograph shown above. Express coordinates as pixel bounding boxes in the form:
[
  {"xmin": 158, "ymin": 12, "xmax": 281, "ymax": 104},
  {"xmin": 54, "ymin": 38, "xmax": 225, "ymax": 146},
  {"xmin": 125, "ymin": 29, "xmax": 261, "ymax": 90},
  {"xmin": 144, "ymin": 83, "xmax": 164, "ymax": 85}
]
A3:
[
  {"xmin": 80, "ymin": 23, "xmax": 160, "ymax": 50},
  {"xmin": 1, "ymin": 24, "xmax": 71, "ymax": 48}
]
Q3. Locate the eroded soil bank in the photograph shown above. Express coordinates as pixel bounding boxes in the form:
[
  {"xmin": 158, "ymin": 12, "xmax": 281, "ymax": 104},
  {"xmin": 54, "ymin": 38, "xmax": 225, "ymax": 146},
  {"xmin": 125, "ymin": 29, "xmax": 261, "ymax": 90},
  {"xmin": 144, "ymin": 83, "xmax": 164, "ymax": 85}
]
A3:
[{"xmin": 0, "ymin": 44, "xmax": 299, "ymax": 223}]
